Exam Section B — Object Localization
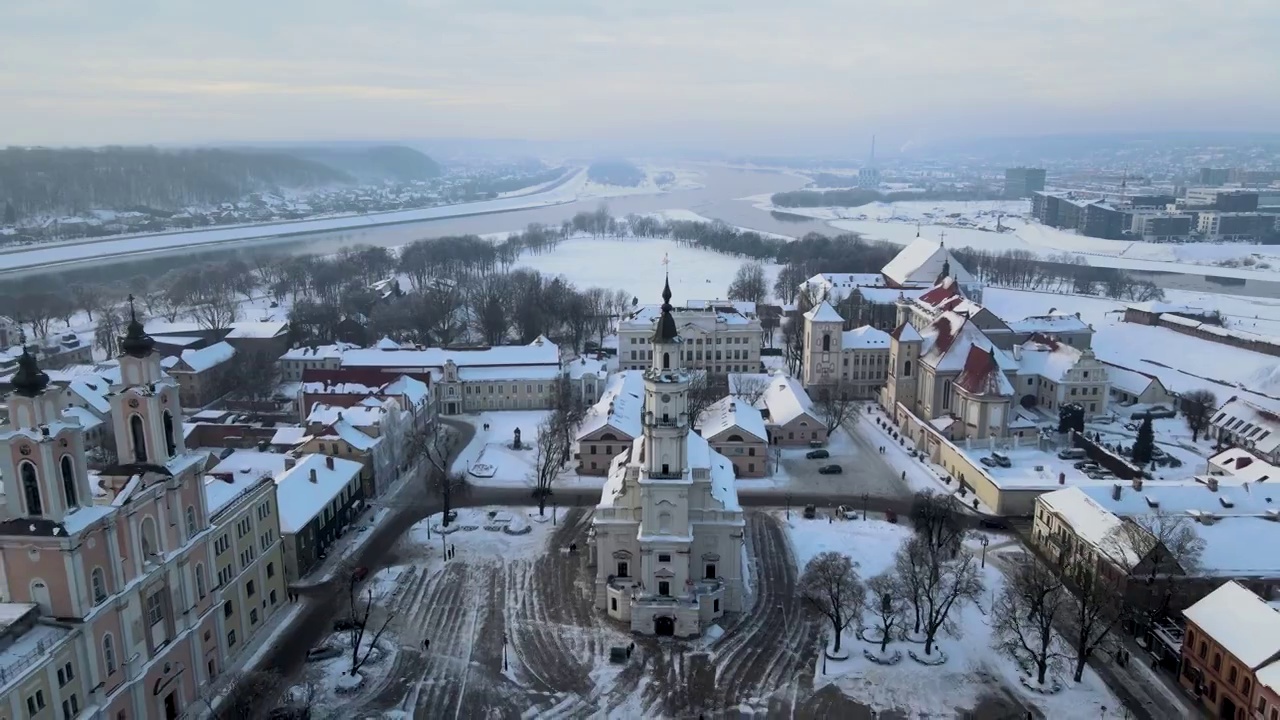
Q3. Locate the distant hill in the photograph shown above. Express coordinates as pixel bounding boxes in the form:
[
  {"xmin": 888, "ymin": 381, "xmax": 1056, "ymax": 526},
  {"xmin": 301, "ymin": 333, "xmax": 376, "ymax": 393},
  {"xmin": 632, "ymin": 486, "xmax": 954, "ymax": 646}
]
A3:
[
  {"xmin": 285, "ymin": 145, "xmax": 443, "ymax": 183},
  {"xmin": 586, "ymin": 159, "xmax": 645, "ymax": 187},
  {"xmin": 0, "ymin": 146, "xmax": 353, "ymax": 217}
]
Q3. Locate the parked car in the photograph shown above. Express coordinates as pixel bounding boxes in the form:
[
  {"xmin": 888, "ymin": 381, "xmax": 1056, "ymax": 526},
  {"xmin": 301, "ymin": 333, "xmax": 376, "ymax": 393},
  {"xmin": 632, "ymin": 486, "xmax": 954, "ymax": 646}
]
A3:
[
  {"xmin": 991, "ymin": 452, "xmax": 1011, "ymax": 468},
  {"xmin": 803, "ymin": 504, "xmax": 817, "ymax": 519},
  {"xmin": 818, "ymin": 464, "xmax": 843, "ymax": 475},
  {"xmin": 838, "ymin": 505, "xmax": 858, "ymax": 520},
  {"xmin": 980, "ymin": 456, "xmax": 998, "ymax": 468},
  {"xmin": 1151, "ymin": 446, "xmax": 1167, "ymax": 458},
  {"xmin": 806, "ymin": 449, "xmax": 830, "ymax": 459},
  {"xmin": 351, "ymin": 566, "xmax": 370, "ymax": 582},
  {"xmin": 1057, "ymin": 448, "xmax": 1088, "ymax": 460},
  {"xmin": 1086, "ymin": 470, "xmax": 1113, "ymax": 480},
  {"xmin": 1074, "ymin": 460, "xmax": 1099, "ymax": 471},
  {"xmin": 332, "ymin": 618, "xmax": 362, "ymax": 632},
  {"xmin": 305, "ymin": 645, "xmax": 342, "ymax": 662}
]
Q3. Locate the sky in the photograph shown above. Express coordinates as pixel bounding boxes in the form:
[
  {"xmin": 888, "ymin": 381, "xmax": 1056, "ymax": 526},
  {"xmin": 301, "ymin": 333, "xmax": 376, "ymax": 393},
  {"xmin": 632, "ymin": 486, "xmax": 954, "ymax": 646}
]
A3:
[{"xmin": 3, "ymin": 0, "xmax": 1279, "ymax": 152}]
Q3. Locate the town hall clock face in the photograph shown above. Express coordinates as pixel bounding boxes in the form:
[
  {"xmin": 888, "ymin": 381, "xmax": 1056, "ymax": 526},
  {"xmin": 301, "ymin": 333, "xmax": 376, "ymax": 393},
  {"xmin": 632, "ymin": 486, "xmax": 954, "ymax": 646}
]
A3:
[{"xmin": 661, "ymin": 394, "xmax": 671, "ymax": 403}]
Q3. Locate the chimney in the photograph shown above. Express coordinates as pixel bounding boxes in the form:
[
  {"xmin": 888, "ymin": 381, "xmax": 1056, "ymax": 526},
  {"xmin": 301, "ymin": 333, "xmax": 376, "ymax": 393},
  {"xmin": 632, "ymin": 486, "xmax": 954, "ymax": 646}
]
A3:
[
  {"xmin": 325, "ymin": 456, "xmax": 334, "ymax": 470},
  {"xmin": 1207, "ymin": 477, "xmax": 1219, "ymax": 492},
  {"xmin": 309, "ymin": 468, "xmax": 318, "ymax": 483},
  {"xmin": 1012, "ymin": 344, "xmax": 1022, "ymax": 360},
  {"xmin": 1111, "ymin": 483, "xmax": 1122, "ymax": 501},
  {"xmin": 1131, "ymin": 478, "xmax": 1143, "ymax": 491}
]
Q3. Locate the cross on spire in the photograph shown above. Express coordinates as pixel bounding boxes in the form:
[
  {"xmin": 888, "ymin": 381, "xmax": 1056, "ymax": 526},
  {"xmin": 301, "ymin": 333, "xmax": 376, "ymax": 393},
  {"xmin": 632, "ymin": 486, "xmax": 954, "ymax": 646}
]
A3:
[
  {"xmin": 127, "ymin": 293, "xmax": 138, "ymax": 322},
  {"xmin": 939, "ymin": 230, "xmax": 947, "ymax": 246}
]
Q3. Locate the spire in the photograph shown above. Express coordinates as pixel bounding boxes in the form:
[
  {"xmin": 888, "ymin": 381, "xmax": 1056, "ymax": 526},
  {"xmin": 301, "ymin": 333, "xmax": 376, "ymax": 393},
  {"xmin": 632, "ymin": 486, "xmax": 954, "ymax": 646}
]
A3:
[
  {"xmin": 11, "ymin": 330, "xmax": 49, "ymax": 398},
  {"xmin": 120, "ymin": 293, "xmax": 155, "ymax": 358},
  {"xmin": 654, "ymin": 272, "xmax": 679, "ymax": 342}
]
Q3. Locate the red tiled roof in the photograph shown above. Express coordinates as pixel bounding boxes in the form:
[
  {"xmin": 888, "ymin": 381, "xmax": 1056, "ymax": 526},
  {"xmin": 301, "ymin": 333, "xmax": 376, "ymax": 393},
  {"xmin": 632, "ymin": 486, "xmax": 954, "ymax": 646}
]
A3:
[
  {"xmin": 954, "ymin": 346, "xmax": 1004, "ymax": 395},
  {"xmin": 932, "ymin": 315, "xmax": 959, "ymax": 353},
  {"xmin": 918, "ymin": 278, "xmax": 962, "ymax": 306}
]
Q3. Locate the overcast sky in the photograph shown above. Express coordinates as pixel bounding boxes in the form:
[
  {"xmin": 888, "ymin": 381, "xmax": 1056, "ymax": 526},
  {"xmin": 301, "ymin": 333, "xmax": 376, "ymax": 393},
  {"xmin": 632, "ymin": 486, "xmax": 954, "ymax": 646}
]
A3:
[{"xmin": 4, "ymin": 0, "xmax": 1278, "ymax": 151}]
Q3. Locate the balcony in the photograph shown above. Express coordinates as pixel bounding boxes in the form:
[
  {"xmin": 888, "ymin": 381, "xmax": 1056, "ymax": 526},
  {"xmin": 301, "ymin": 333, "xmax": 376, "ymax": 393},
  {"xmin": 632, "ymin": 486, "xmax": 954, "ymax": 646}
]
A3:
[{"xmin": 647, "ymin": 470, "xmax": 685, "ymax": 480}]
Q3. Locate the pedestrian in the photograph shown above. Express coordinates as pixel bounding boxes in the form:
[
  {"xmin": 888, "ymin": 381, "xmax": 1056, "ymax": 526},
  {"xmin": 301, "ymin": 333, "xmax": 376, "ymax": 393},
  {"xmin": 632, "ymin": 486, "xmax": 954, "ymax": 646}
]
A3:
[{"xmin": 422, "ymin": 638, "xmax": 430, "ymax": 652}]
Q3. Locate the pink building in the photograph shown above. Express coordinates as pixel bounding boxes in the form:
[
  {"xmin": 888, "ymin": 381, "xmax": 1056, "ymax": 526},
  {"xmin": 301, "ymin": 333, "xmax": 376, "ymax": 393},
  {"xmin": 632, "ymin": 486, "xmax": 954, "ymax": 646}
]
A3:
[{"xmin": 0, "ymin": 307, "xmax": 222, "ymax": 719}]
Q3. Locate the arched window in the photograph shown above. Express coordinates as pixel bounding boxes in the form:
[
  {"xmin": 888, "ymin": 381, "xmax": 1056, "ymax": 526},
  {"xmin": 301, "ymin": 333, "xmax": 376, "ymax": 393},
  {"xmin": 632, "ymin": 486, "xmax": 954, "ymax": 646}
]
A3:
[
  {"xmin": 60, "ymin": 455, "xmax": 78, "ymax": 509},
  {"xmin": 91, "ymin": 567, "xmax": 107, "ymax": 604},
  {"xmin": 727, "ymin": 434, "xmax": 744, "ymax": 442},
  {"xmin": 662, "ymin": 352, "xmax": 670, "ymax": 370},
  {"xmin": 185, "ymin": 506, "xmax": 197, "ymax": 538},
  {"xmin": 163, "ymin": 410, "xmax": 177, "ymax": 457},
  {"xmin": 20, "ymin": 462, "xmax": 43, "ymax": 516},
  {"xmin": 822, "ymin": 334, "xmax": 831, "ymax": 352},
  {"xmin": 658, "ymin": 512, "xmax": 672, "ymax": 534},
  {"xmin": 904, "ymin": 360, "xmax": 912, "ymax": 378},
  {"xmin": 195, "ymin": 564, "xmax": 207, "ymax": 599},
  {"xmin": 103, "ymin": 633, "xmax": 117, "ymax": 675},
  {"xmin": 140, "ymin": 517, "xmax": 158, "ymax": 559},
  {"xmin": 129, "ymin": 414, "xmax": 148, "ymax": 463}
]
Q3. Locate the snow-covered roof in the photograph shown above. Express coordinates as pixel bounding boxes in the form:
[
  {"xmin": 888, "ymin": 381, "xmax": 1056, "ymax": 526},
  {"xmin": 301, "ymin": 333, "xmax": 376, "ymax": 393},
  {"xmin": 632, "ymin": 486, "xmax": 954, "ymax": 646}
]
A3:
[
  {"xmin": 176, "ymin": 341, "xmax": 236, "ymax": 373},
  {"xmin": 1015, "ymin": 337, "xmax": 1084, "ymax": 383},
  {"xmin": 1212, "ymin": 397, "xmax": 1280, "ymax": 457},
  {"xmin": 889, "ymin": 322, "xmax": 922, "ymax": 342},
  {"xmin": 1100, "ymin": 361, "xmax": 1164, "ymax": 397},
  {"xmin": 620, "ymin": 305, "xmax": 757, "ymax": 333},
  {"xmin": 315, "ymin": 418, "xmax": 379, "ymax": 451},
  {"xmin": 62, "ymin": 406, "xmax": 103, "ymax": 431},
  {"xmin": 339, "ymin": 337, "xmax": 560, "ymax": 370},
  {"xmin": 225, "ymin": 321, "xmax": 288, "ymax": 339},
  {"xmin": 1210, "ymin": 448, "xmax": 1277, "ymax": 483},
  {"xmin": 577, "ymin": 371, "xmax": 644, "ymax": 441},
  {"xmin": 269, "ymin": 426, "xmax": 307, "ymax": 447},
  {"xmin": 210, "ymin": 449, "xmax": 289, "ymax": 481},
  {"xmin": 1183, "ymin": 581, "xmax": 1280, "ymax": 669},
  {"xmin": 1009, "ymin": 314, "xmax": 1091, "ymax": 335},
  {"xmin": 842, "ymin": 325, "xmax": 891, "ymax": 350},
  {"xmin": 204, "ymin": 467, "xmax": 273, "ymax": 518},
  {"xmin": 382, "ymin": 375, "xmax": 430, "ymax": 406},
  {"xmin": 698, "ymin": 396, "xmax": 768, "ymax": 443},
  {"xmin": 919, "ymin": 312, "xmax": 1017, "ymax": 374},
  {"xmin": 955, "ymin": 346, "xmax": 1014, "ymax": 396},
  {"xmin": 759, "ymin": 374, "xmax": 818, "ymax": 426},
  {"xmin": 306, "ymin": 403, "xmax": 385, "ymax": 428},
  {"xmin": 567, "ymin": 357, "xmax": 608, "ymax": 380},
  {"xmin": 803, "ymin": 301, "xmax": 843, "ymax": 323},
  {"xmin": 881, "ymin": 239, "xmax": 975, "ymax": 287},
  {"xmin": 280, "ymin": 343, "xmax": 358, "ymax": 361},
  {"xmin": 457, "ymin": 365, "xmax": 563, "ymax": 381},
  {"xmin": 1127, "ymin": 301, "xmax": 1207, "ymax": 315},
  {"xmin": 65, "ymin": 378, "xmax": 111, "ymax": 414},
  {"xmin": 686, "ymin": 299, "xmax": 756, "ymax": 316},
  {"xmin": 1038, "ymin": 487, "xmax": 1138, "ymax": 566},
  {"xmin": 853, "ymin": 286, "xmax": 931, "ymax": 304},
  {"xmin": 806, "ymin": 272, "xmax": 886, "ymax": 290},
  {"xmin": 274, "ymin": 454, "xmax": 364, "ymax": 534}
]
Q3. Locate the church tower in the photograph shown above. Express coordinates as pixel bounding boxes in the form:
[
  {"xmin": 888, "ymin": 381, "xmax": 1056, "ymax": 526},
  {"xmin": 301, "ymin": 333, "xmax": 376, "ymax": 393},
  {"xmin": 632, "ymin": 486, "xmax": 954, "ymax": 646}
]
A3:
[
  {"xmin": 884, "ymin": 321, "xmax": 922, "ymax": 413},
  {"xmin": 642, "ymin": 276, "xmax": 690, "ymax": 479},
  {"xmin": 110, "ymin": 296, "xmax": 185, "ymax": 465},
  {"xmin": 0, "ymin": 339, "xmax": 94, "ymax": 522},
  {"xmin": 802, "ymin": 301, "xmax": 844, "ymax": 388}
]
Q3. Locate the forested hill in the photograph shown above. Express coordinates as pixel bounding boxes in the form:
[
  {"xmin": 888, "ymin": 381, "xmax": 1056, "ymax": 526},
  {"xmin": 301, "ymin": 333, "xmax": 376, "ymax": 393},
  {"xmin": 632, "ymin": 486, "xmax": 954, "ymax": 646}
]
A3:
[
  {"xmin": 0, "ymin": 144, "xmax": 442, "ymax": 216},
  {"xmin": 282, "ymin": 145, "xmax": 442, "ymax": 183}
]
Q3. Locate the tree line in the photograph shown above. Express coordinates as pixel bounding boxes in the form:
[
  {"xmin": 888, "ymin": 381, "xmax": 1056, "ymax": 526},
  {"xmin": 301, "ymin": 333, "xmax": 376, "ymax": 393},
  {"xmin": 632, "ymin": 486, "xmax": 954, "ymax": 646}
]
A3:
[{"xmin": 771, "ymin": 187, "xmax": 1002, "ymax": 208}]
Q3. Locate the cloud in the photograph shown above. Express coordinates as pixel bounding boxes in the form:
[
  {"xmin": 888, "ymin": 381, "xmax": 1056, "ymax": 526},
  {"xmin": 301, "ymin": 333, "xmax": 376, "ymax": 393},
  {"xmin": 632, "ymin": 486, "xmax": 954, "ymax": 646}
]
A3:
[{"xmin": 1, "ymin": 0, "xmax": 1277, "ymax": 147}]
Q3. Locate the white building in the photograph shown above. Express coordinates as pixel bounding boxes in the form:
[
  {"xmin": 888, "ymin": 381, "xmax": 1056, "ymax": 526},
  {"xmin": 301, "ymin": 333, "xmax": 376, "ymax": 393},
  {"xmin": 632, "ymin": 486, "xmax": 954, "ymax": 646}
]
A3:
[
  {"xmin": 1211, "ymin": 397, "xmax": 1280, "ymax": 465},
  {"xmin": 801, "ymin": 301, "xmax": 891, "ymax": 397},
  {"xmin": 617, "ymin": 304, "xmax": 762, "ymax": 374},
  {"xmin": 590, "ymin": 278, "xmax": 746, "ymax": 638}
]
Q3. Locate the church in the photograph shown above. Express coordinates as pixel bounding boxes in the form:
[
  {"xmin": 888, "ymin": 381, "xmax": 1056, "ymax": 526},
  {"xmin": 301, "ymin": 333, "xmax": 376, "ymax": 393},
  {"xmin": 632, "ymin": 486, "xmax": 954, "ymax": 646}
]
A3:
[{"xmin": 589, "ymin": 277, "xmax": 746, "ymax": 638}]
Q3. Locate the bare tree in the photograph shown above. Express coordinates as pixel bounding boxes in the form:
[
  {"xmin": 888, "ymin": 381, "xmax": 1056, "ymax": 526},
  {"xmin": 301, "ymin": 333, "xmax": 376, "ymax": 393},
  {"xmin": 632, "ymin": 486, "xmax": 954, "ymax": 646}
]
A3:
[
  {"xmin": 409, "ymin": 425, "xmax": 466, "ymax": 526},
  {"xmin": 799, "ymin": 551, "xmax": 866, "ymax": 653},
  {"xmin": 14, "ymin": 291, "xmax": 58, "ymax": 337},
  {"xmin": 685, "ymin": 371, "xmax": 726, "ymax": 428},
  {"xmin": 727, "ymin": 261, "xmax": 769, "ymax": 305},
  {"xmin": 550, "ymin": 376, "xmax": 586, "ymax": 465},
  {"xmin": 781, "ymin": 316, "xmax": 805, "ymax": 376},
  {"xmin": 191, "ymin": 294, "xmax": 239, "ymax": 330},
  {"xmin": 729, "ymin": 373, "xmax": 770, "ymax": 406},
  {"xmin": 1181, "ymin": 389, "xmax": 1218, "ymax": 443},
  {"xmin": 346, "ymin": 581, "xmax": 393, "ymax": 677},
  {"xmin": 71, "ymin": 283, "xmax": 105, "ymax": 322},
  {"xmin": 1105, "ymin": 510, "xmax": 1205, "ymax": 628},
  {"xmin": 529, "ymin": 415, "xmax": 565, "ymax": 516},
  {"xmin": 992, "ymin": 552, "xmax": 1071, "ymax": 686},
  {"xmin": 201, "ymin": 669, "xmax": 285, "ymax": 719},
  {"xmin": 910, "ymin": 490, "xmax": 967, "ymax": 554},
  {"xmin": 1062, "ymin": 555, "xmax": 1126, "ymax": 683},
  {"xmin": 223, "ymin": 351, "xmax": 280, "ymax": 409},
  {"xmin": 894, "ymin": 536, "xmax": 984, "ymax": 656},
  {"xmin": 866, "ymin": 572, "xmax": 908, "ymax": 653},
  {"xmin": 813, "ymin": 382, "xmax": 859, "ymax": 434}
]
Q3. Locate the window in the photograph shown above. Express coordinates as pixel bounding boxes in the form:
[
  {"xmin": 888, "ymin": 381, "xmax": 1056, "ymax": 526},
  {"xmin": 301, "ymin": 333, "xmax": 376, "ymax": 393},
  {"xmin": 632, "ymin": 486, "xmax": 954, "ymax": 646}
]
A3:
[
  {"xmin": 92, "ymin": 566, "xmax": 107, "ymax": 603},
  {"xmin": 103, "ymin": 633, "xmax": 117, "ymax": 674},
  {"xmin": 705, "ymin": 564, "xmax": 717, "ymax": 579},
  {"xmin": 616, "ymin": 561, "xmax": 629, "ymax": 578},
  {"xmin": 822, "ymin": 334, "xmax": 830, "ymax": 352},
  {"xmin": 163, "ymin": 409, "xmax": 177, "ymax": 456},
  {"xmin": 146, "ymin": 590, "xmax": 164, "ymax": 626},
  {"xmin": 1229, "ymin": 666, "xmax": 1238, "ymax": 683},
  {"xmin": 60, "ymin": 455, "xmax": 78, "ymax": 509},
  {"xmin": 250, "ymin": 608, "xmax": 259, "ymax": 624},
  {"xmin": 227, "ymin": 629, "xmax": 237, "ymax": 647},
  {"xmin": 267, "ymin": 562, "xmax": 275, "ymax": 579},
  {"xmin": 224, "ymin": 600, "xmax": 233, "ymax": 618},
  {"xmin": 270, "ymin": 589, "xmax": 277, "ymax": 606},
  {"xmin": 610, "ymin": 597, "xmax": 617, "ymax": 611},
  {"xmin": 658, "ymin": 581, "xmax": 670, "ymax": 596},
  {"xmin": 247, "ymin": 580, "xmax": 256, "ymax": 597},
  {"xmin": 657, "ymin": 554, "xmax": 671, "ymax": 563},
  {"xmin": 28, "ymin": 690, "xmax": 46, "ymax": 715},
  {"xmin": 62, "ymin": 694, "xmax": 80, "ymax": 720},
  {"xmin": 20, "ymin": 461, "xmax": 42, "ymax": 516},
  {"xmin": 1212, "ymin": 653, "xmax": 1221, "ymax": 671},
  {"xmin": 713, "ymin": 599, "xmax": 720, "ymax": 612},
  {"xmin": 1198, "ymin": 641, "xmax": 1207, "ymax": 658},
  {"xmin": 1243, "ymin": 678, "xmax": 1251, "ymax": 696},
  {"xmin": 129, "ymin": 414, "xmax": 148, "ymax": 463},
  {"xmin": 186, "ymin": 506, "xmax": 197, "ymax": 538},
  {"xmin": 195, "ymin": 564, "xmax": 206, "ymax": 599}
]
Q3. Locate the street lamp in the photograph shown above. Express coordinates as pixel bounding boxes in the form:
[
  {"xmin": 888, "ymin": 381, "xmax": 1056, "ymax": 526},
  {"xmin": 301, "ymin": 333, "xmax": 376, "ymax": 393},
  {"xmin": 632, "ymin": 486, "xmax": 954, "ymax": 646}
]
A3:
[
  {"xmin": 862, "ymin": 492, "xmax": 868, "ymax": 521},
  {"xmin": 980, "ymin": 535, "xmax": 990, "ymax": 568},
  {"xmin": 503, "ymin": 631, "xmax": 509, "ymax": 671},
  {"xmin": 786, "ymin": 493, "xmax": 792, "ymax": 520}
]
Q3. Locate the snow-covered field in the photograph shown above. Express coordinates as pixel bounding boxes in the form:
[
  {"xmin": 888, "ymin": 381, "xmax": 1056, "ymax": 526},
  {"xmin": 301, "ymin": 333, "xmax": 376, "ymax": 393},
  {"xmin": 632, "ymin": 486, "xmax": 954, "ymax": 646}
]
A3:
[
  {"xmin": 782, "ymin": 513, "xmax": 1126, "ymax": 718},
  {"xmin": 750, "ymin": 196, "xmax": 1280, "ymax": 280}
]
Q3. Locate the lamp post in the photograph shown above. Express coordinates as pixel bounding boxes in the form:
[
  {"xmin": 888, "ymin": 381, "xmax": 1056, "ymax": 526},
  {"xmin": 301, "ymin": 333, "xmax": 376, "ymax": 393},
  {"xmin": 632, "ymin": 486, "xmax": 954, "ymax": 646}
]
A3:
[
  {"xmin": 980, "ymin": 535, "xmax": 990, "ymax": 568},
  {"xmin": 862, "ymin": 492, "xmax": 868, "ymax": 521},
  {"xmin": 786, "ymin": 493, "xmax": 792, "ymax": 520},
  {"xmin": 503, "ymin": 631, "xmax": 509, "ymax": 671}
]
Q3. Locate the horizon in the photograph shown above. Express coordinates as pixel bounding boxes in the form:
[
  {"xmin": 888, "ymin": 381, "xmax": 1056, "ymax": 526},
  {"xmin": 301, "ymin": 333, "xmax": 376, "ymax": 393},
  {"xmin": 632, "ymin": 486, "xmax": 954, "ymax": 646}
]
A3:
[{"xmin": 3, "ymin": 1, "xmax": 1279, "ymax": 152}]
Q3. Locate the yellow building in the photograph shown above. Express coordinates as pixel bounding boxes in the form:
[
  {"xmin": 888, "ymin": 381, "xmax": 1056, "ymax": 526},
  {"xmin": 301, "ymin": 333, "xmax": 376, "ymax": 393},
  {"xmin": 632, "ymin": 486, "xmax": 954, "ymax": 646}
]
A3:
[
  {"xmin": 204, "ymin": 468, "xmax": 288, "ymax": 663},
  {"xmin": 0, "ymin": 604, "xmax": 92, "ymax": 720}
]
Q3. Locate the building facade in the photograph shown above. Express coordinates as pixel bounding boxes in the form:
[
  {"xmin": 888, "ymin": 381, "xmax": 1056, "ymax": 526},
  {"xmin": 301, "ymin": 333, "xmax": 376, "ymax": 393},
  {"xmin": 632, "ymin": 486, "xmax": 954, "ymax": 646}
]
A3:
[
  {"xmin": 801, "ymin": 301, "xmax": 890, "ymax": 397},
  {"xmin": 617, "ymin": 305, "xmax": 762, "ymax": 374},
  {"xmin": 590, "ymin": 278, "xmax": 746, "ymax": 638},
  {"xmin": 1004, "ymin": 167, "xmax": 1046, "ymax": 198}
]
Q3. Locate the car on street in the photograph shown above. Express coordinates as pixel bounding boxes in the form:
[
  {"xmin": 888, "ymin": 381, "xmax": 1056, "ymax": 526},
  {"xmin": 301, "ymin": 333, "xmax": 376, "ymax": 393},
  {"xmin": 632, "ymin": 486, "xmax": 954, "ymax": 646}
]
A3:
[
  {"xmin": 991, "ymin": 452, "xmax": 1011, "ymax": 468},
  {"xmin": 1074, "ymin": 460, "xmax": 1100, "ymax": 471},
  {"xmin": 838, "ymin": 504, "xmax": 858, "ymax": 520},
  {"xmin": 351, "ymin": 566, "xmax": 370, "ymax": 582},
  {"xmin": 1057, "ymin": 448, "xmax": 1087, "ymax": 460},
  {"xmin": 305, "ymin": 645, "xmax": 342, "ymax": 662},
  {"xmin": 818, "ymin": 464, "xmax": 843, "ymax": 474},
  {"xmin": 806, "ymin": 449, "xmax": 830, "ymax": 459},
  {"xmin": 980, "ymin": 456, "xmax": 998, "ymax": 468},
  {"xmin": 803, "ymin": 504, "xmax": 817, "ymax": 519}
]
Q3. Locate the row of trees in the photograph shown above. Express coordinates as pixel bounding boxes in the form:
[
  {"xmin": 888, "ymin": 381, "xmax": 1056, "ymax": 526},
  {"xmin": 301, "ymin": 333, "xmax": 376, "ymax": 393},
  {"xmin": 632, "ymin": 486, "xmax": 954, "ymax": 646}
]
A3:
[
  {"xmin": 771, "ymin": 188, "xmax": 1001, "ymax": 208},
  {"xmin": 951, "ymin": 247, "xmax": 1166, "ymax": 302}
]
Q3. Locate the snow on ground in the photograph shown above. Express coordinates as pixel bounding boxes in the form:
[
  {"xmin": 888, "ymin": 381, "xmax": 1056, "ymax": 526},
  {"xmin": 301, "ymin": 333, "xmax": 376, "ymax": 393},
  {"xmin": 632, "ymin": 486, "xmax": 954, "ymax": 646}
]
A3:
[
  {"xmin": 749, "ymin": 196, "xmax": 1280, "ymax": 280},
  {"xmin": 511, "ymin": 235, "xmax": 781, "ymax": 304},
  {"xmin": 452, "ymin": 410, "xmax": 608, "ymax": 490},
  {"xmin": 982, "ymin": 286, "xmax": 1280, "ymax": 403},
  {"xmin": 649, "ymin": 209, "xmax": 794, "ymax": 240},
  {"xmin": 781, "ymin": 513, "xmax": 1126, "ymax": 719}
]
